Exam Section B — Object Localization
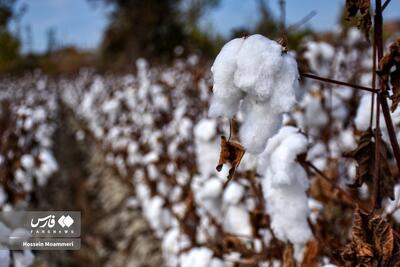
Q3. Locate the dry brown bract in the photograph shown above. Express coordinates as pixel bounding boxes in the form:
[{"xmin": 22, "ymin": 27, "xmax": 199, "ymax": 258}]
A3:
[
  {"xmin": 344, "ymin": 128, "xmax": 396, "ymax": 205},
  {"xmin": 300, "ymin": 240, "xmax": 319, "ymax": 267},
  {"xmin": 340, "ymin": 208, "xmax": 400, "ymax": 266},
  {"xmin": 216, "ymin": 136, "xmax": 245, "ymax": 184},
  {"xmin": 378, "ymin": 38, "xmax": 400, "ymax": 112},
  {"xmin": 282, "ymin": 244, "xmax": 296, "ymax": 267},
  {"xmin": 346, "ymin": 0, "xmax": 372, "ymax": 41}
]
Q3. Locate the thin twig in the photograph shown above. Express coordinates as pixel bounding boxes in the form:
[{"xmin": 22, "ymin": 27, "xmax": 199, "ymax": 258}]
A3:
[
  {"xmin": 279, "ymin": 0, "xmax": 286, "ymax": 32},
  {"xmin": 302, "ymin": 159, "xmax": 371, "ymax": 213},
  {"xmin": 287, "ymin": 11, "xmax": 317, "ymax": 32},
  {"xmin": 301, "ymin": 73, "xmax": 376, "ymax": 92},
  {"xmin": 382, "ymin": 0, "xmax": 391, "ymax": 11}
]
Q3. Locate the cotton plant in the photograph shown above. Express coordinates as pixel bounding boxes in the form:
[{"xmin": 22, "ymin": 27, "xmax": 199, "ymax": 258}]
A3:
[
  {"xmin": 0, "ymin": 76, "xmax": 58, "ymax": 206},
  {"xmin": 209, "ymin": 34, "xmax": 299, "ymax": 154},
  {"xmin": 208, "ymin": 34, "xmax": 313, "ymax": 252}
]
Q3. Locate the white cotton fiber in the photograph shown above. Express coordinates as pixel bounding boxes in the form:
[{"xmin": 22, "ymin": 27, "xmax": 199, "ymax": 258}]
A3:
[
  {"xmin": 239, "ymin": 97, "xmax": 283, "ymax": 154},
  {"xmin": 209, "ymin": 34, "xmax": 299, "ymax": 153},
  {"xmin": 181, "ymin": 247, "xmax": 214, "ymax": 267},
  {"xmin": 258, "ymin": 126, "xmax": 312, "ymax": 245},
  {"xmin": 234, "ymin": 35, "xmax": 283, "ymax": 100},
  {"xmin": 209, "ymin": 38, "xmax": 245, "ymax": 118}
]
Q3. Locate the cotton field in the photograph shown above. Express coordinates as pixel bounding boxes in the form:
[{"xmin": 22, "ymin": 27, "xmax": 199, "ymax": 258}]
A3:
[{"xmin": 1, "ymin": 25, "xmax": 400, "ymax": 266}]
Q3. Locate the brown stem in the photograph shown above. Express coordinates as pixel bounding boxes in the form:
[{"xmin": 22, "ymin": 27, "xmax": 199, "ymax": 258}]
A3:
[
  {"xmin": 300, "ymin": 73, "xmax": 376, "ymax": 92},
  {"xmin": 369, "ymin": 35, "xmax": 377, "ymax": 128},
  {"xmin": 380, "ymin": 93, "xmax": 400, "ymax": 170},
  {"xmin": 374, "ymin": 0, "xmax": 400, "ymax": 176},
  {"xmin": 373, "ymin": 0, "xmax": 382, "ymax": 209}
]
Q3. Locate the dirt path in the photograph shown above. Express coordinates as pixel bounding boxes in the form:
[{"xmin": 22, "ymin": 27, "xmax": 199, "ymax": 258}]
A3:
[{"xmin": 33, "ymin": 102, "xmax": 163, "ymax": 267}]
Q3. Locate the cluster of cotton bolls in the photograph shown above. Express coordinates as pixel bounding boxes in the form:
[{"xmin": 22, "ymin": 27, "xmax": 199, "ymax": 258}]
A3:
[
  {"xmin": 59, "ymin": 28, "xmax": 400, "ymax": 266},
  {"xmin": 0, "ymin": 74, "xmax": 58, "ymax": 207},
  {"xmin": 0, "ymin": 74, "xmax": 58, "ymax": 266},
  {"xmin": 62, "ymin": 57, "xmax": 291, "ymax": 266}
]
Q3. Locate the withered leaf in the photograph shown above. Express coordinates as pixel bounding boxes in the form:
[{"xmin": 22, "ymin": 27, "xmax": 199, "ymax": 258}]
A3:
[
  {"xmin": 345, "ymin": 0, "xmax": 372, "ymax": 41},
  {"xmin": 369, "ymin": 214, "xmax": 394, "ymax": 263},
  {"xmin": 282, "ymin": 244, "xmax": 296, "ymax": 267},
  {"xmin": 300, "ymin": 239, "xmax": 319, "ymax": 267},
  {"xmin": 351, "ymin": 208, "xmax": 374, "ymax": 259},
  {"xmin": 378, "ymin": 38, "xmax": 400, "ymax": 112},
  {"xmin": 344, "ymin": 128, "xmax": 374, "ymax": 188},
  {"xmin": 216, "ymin": 136, "xmax": 245, "ymax": 183},
  {"xmin": 344, "ymin": 128, "xmax": 396, "ymax": 205},
  {"xmin": 341, "ymin": 208, "xmax": 397, "ymax": 266}
]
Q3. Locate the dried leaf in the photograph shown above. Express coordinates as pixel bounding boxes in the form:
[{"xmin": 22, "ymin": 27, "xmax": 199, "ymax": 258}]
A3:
[
  {"xmin": 369, "ymin": 214, "xmax": 394, "ymax": 263},
  {"xmin": 301, "ymin": 240, "xmax": 319, "ymax": 267},
  {"xmin": 216, "ymin": 136, "xmax": 245, "ymax": 183},
  {"xmin": 282, "ymin": 244, "xmax": 296, "ymax": 267},
  {"xmin": 378, "ymin": 38, "xmax": 400, "ymax": 112},
  {"xmin": 351, "ymin": 208, "xmax": 374, "ymax": 259},
  {"xmin": 344, "ymin": 128, "xmax": 374, "ymax": 188},
  {"xmin": 344, "ymin": 128, "xmax": 396, "ymax": 205},
  {"xmin": 340, "ymin": 208, "xmax": 398, "ymax": 266},
  {"xmin": 345, "ymin": 0, "xmax": 372, "ymax": 41}
]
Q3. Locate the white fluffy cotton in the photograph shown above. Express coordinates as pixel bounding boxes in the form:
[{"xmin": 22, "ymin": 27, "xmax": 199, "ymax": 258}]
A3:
[
  {"xmin": 258, "ymin": 126, "xmax": 312, "ymax": 245},
  {"xmin": 209, "ymin": 34, "xmax": 299, "ymax": 153}
]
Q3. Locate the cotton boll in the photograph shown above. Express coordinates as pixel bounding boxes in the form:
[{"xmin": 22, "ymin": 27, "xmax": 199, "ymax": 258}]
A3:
[
  {"xmin": 209, "ymin": 38, "xmax": 245, "ymax": 118},
  {"xmin": 264, "ymin": 175, "xmax": 311, "ymax": 244},
  {"xmin": 259, "ymin": 126, "xmax": 312, "ymax": 245},
  {"xmin": 210, "ymin": 258, "xmax": 226, "ymax": 267},
  {"xmin": 209, "ymin": 34, "xmax": 298, "ymax": 153},
  {"xmin": 304, "ymin": 42, "xmax": 335, "ymax": 76},
  {"xmin": 269, "ymin": 55, "xmax": 298, "ymax": 111},
  {"xmin": 337, "ymin": 128, "xmax": 357, "ymax": 152},
  {"xmin": 20, "ymin": 154, "xmax": 34, "ymax": 171},
  {"xmin": 181, "ymin": 247, "xmax": 214, "ymax": 267},
  {"xmin": 196, "ymin": 178, "xmax": 223, "ymax": 200},
  {"xmin": 239, "ymin": 98, "xmax": 283, "ymax": 154},
  {"xmin": 234, "ymin": 34, "xmax": 283, "ymax": 100},
  {"xmin": 211, "ymin": 38, "xmax": 244, "ymax": 98},
  {"xmin": 303, "ymin": 94, "xmax": 328, "ymax": 132},
  {"xmin": 194, "ymin": 119, "xmax": 217, "ymax": 142},
  {"xmin": 162, "ymin": 228, "xmax": 191, "ymax": 266},
  {"xmin": 209, "ymin": 95, "xmax": 243, "ymax": 119},
  {"xmin": 386, "ymin": 185, "xmax": 400, "ymax": 223},
  {"xmin": 355, "ymin": 94, "xmax": 373, "ymax": 131},
  {"xmin": 223, "ymin": 205, "xmax": 252, "ymax": 236},
  {"xmin": 144, "ymin": 196, "xmax": 166, "ymax": 235},
  {"xmin": 223, "ymin": 182, "xmax": 244, "ymax": 205}
]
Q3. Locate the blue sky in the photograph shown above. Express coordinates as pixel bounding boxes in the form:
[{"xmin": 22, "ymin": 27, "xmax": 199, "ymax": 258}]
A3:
[{"xmin": 14, "ymin": 0, "xmax": 400, "ymax": 53}]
